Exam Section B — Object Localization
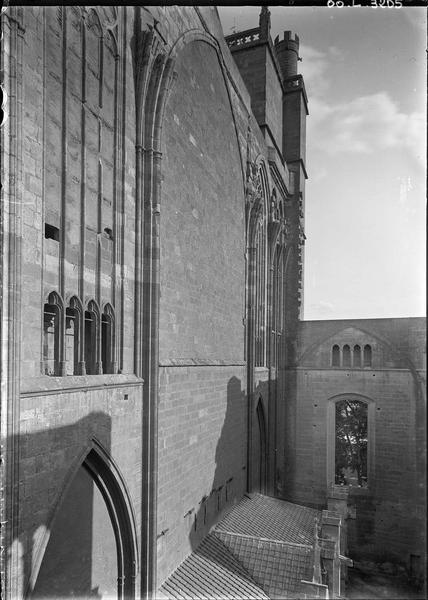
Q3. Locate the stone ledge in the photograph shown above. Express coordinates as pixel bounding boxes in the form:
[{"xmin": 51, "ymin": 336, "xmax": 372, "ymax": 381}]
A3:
[{"xmin": 20, "ymin": 373, "xmax": 144, "ymax": 396}]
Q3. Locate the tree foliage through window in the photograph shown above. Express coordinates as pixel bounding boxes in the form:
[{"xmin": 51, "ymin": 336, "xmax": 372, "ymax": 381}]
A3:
[{"xmin": 335, "ymin": 399, "xmax": 368, "ymax": 487}]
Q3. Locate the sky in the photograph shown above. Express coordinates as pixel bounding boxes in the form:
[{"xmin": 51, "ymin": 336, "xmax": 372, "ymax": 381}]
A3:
[{"xmin": 218, "ymin": 6, "xmax": 426, "ymax": 320}]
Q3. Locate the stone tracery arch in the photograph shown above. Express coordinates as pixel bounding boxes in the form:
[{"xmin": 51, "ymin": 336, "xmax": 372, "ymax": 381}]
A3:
[
  {"xmin": 27, "ymin": 440, "xmax": 138, "ymax": 600},
  {"xmin": 133, "ymin": 20, "xmax": 251, "ymax": 593}
]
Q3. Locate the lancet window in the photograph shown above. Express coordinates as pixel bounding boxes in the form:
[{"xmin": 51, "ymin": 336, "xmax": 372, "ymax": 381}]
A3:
[{"xmin": 253, "ymin": 168, "xmax": 268, "ymax": 368}]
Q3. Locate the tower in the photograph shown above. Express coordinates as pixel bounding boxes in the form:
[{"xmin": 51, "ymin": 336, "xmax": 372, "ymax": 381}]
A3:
[{"xmin": 275, "ymin": 31, "xmax": 308, "ymax": 332}]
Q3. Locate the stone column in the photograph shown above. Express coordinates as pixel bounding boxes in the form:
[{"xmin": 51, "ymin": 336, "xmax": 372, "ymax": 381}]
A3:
[{"xmin": 1, "ymin": 6, "xmax": 25, "ymax": 598}]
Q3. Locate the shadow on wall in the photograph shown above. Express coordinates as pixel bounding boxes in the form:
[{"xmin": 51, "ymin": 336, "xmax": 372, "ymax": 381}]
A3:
[
  {"xmin": 251, "ymin": 379, "xmax": 270, "ymax": 496},
  {"xmin": 187, "ymin": 376, "xmax": 247, "ymax": 553},
  {"xmin": 5, "ymin": 412, "xmax": 134, "ymax": 599}
]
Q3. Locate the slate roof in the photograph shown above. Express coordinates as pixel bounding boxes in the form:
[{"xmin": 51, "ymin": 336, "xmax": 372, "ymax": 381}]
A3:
[
  {"xmin": 159, "ymin": 494, "xmax": 320, "ymax": 600},
  {"xmin": 215, "ymin": 531, "xmax": 313, "ymax": 599},
  {"xmin": 215, "ymin": 494, "xmax": 319, "ymax": 545},
  {"xmin": 159, "ymin": 532, "xmax": 269, "ymax": 600}
]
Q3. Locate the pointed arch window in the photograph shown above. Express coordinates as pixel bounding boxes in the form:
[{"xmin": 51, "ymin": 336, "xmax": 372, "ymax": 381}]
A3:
[
  {"xmin": 65, "ymin": 308, "xmax": 78, "ymax": 375},
  {"xmin": 342, "ymin": 344, "xmax": 351, "ymax": 368},
  {"xmin": 253, "ymin": 168, "xmax": 268, "ymax": 368},
  {"xmin": 43, "ymin": 304, "xmax": 60, "ymax": 376},
  {"xmin": 65, "ymin": 296, "xmax": 85, "ymax": 375},
  {"xmin": 332, "ymin": 344, "xmax": 340, "ymax": 367},
  {"xmin": 363, "ymin": 344, "xmax": 372, "ymax": 368},
  {"xmin": 353, "ymin": 344, "xmax": 361, "ymax": 368},
  {"xmin": 43, "ymin": 292, "xmax": 64, "ymax": 376},
  {"xmin": 102, "ymin": 304, "xmax": 116, "ymax": 374},
  {"xmin": 85, "ymin": 300, "xmax": 101, "ymax": 375}
]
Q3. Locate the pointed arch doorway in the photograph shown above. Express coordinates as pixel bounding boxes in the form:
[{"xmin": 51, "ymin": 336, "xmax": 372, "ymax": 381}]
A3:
[
  {"xmin": 30, "ymin": 446, "xmax": 138, "ymax": 600},
  {"xmin": 256, "ymin": 398, "xmax": 267, "ymax": 494}
]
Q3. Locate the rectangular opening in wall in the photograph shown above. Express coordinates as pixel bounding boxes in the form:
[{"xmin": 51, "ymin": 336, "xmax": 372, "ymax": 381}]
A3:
[
  {"xmin": 335, "ymin": 399, "xmax": 368, "ymax": 488},
  {"xmin": 45, "ymin": 223, "xmax": 60, "ymax": 241}
]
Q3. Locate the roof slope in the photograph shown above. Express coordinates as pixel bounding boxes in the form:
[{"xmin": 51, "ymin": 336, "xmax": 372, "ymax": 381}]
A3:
[
  {"xmin": 160, "ymin": 532, "xmax": 269, "ymax": 600},
  {"xmin": 215, "ymin": 493, "xmax": 319, "ymax": 545},
  {"xmin": 215, "ymin": 531, "xmax": 313, "ymax": 599},
  {"xmin": 159, "ymin": 494, "xmax": 320, "ymax": 600}
]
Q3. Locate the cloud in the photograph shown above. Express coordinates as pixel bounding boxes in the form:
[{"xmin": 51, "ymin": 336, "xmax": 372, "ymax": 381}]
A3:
[
  {"xmin": 299, "ymin": 44, "xmax": 330, "ymax": 97},
  {"xmin": 308, "ymin": 92, "xmax": 426, "ymax": 165},
  {"xmin": 299, "ymin": 44, "xmax": 344, "ymax": 99}
]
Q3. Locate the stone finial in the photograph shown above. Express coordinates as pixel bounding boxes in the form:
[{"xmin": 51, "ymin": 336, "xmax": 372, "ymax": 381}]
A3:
[{"xmin": 259, "ymin": 6, "xmax": 271, "ymax": 40}]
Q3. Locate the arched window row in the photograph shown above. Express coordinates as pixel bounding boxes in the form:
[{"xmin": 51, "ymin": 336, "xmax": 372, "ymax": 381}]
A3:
[
  {"xmin": 43, "ymin": 292, "xmax": 116, "ymax": 376},
  {"xmin": 331, "ymin": 344, "xmax": 372, "ymax": 368},
  {"xmin": 247, "ymin": 158, "xmax": 290, "ymax": 370}
]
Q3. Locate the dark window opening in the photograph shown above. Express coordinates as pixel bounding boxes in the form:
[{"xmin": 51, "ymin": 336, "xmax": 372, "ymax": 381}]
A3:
[
  {"xmin": 85, "ymin": 311, "xmax": 97, "ymax": 375},
  {"xmin": 353, "ymin": 345, "xmax": 361, "ymax": 368},
  {"xmin": 104, "ymin": 227, "xmax": 113, "ymax": 240},
  {"xmin": 335, "ymin": 399, "xmax": 368, "ymax": 488},
  {"xmin": 342, "ymin": 344, "xmax": 351, "ymax": 368},
  {"xmin": 363, "ymin": 344, "xmax": 372, "ymax": 367},
  {"xmin": 101, "ymin": 313, "xmax": 112, "ymax": 374},
  {"xmin": 45, "ymin": 223, "xmax": 60, "ymax": 241},
  {"xmin": 43, "ymin": 303, "xmax": 59, "ymax": 375},
  {"xmin": 65, "ymin": 308, "xmax": 78, "ymax": 375},
  {"xmin": 332, "ymin": 345, "xmax": 340, "ymax": 367}
]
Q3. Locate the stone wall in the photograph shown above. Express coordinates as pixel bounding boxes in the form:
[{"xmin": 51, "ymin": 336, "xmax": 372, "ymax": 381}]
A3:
[
  {"xmin": 283, "ymin": 318, "xmax": 426, "ymax": 569},
  {"xmin": 2, "ymin": 5, "xmax": 304, "ymax": 597}
]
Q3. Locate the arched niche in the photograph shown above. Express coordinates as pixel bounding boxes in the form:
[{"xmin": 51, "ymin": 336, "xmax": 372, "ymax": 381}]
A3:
[
  {"xmin": 159, "ymin": 37, "xmax": 244, "ymax": 363},
  {"xmin": 254, "ymin": 397, "xmax": 267, "ymax": 494},
  {"xmin": 29, "ymin": 445, "xmax": 138, "ymax": 599}
]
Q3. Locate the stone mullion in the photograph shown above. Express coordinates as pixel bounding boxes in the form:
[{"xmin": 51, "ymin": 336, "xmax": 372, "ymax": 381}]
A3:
[
  {"xmin": 262, "ymin": 217, "xmax": 267, "ymax": 366},
  {"xmin": 139, "ymin": 45, "xmax": 176, "ymax": 596},
  {"xmin": 96, "ymin": 158, "xmax": 102, "ymax": 305},
  {"xmin": 141, "ymin": 69, "xmax": 163, "ymax": 600},
  {"xmin": 96, "ymin": 27, "xmax": 104, "ymax": 310},
  {"xmin": 246, "ymin": 240, "xmax": 257, "ymax": 493},
  {"xmin": 1, "ymin": 8, "xmax": 24, "ymax": 598},
  {"xmin": 267, "ymin": 234, "xmax": 283, "ymax": 496}
]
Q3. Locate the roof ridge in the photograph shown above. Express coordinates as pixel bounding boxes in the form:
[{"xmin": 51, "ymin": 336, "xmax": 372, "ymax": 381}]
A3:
[{"xmin": 214, "ymin": 528, "xmax": 313, "ymax": 549}]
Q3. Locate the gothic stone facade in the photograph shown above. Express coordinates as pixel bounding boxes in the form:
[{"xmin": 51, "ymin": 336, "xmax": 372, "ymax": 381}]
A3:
[
  {"xmin": 2, "ymin": 5, "xmax": 425, "ymax": 600},
  {"xmin": 1, "ymin": 6, "xmax": 306, "ymax": 598}
]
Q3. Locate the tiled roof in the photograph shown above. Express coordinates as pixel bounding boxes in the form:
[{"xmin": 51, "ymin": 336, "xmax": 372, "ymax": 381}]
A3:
[
  {"xmin": 159, "ymin": 494, "xmax": 320, "ymax": 600},
  {"xmin": 160, "ymin": 532, "xmax": 269, "ymax": 600},
  {"xmin": 215, "ymin": 494, "xmax": 319, "ymax": 546},
  {"xmin": 215, "ymin": 531, "xmax": 313, "ymax": 599}
]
